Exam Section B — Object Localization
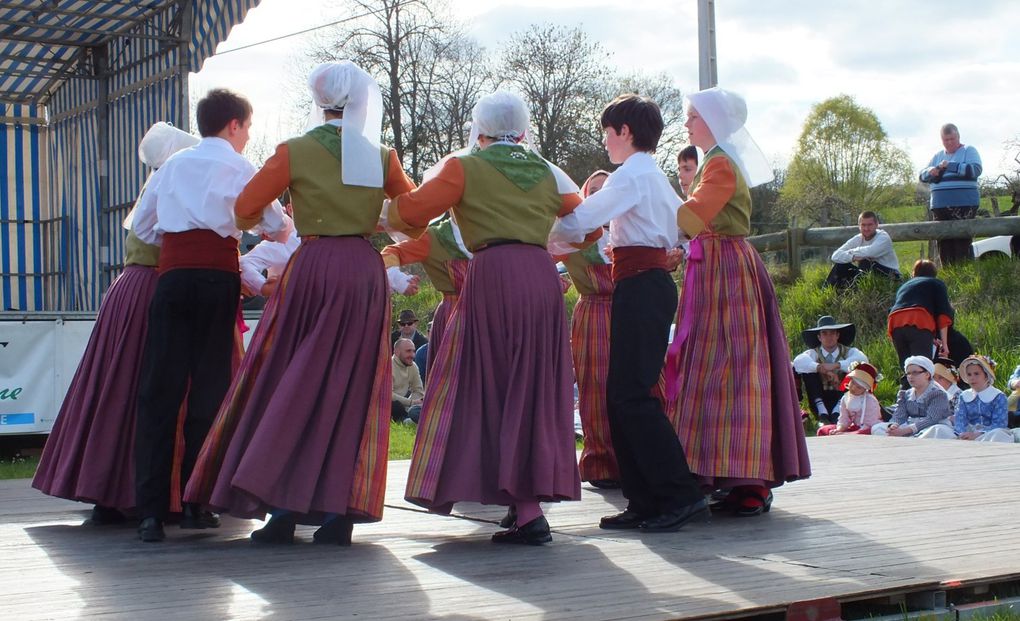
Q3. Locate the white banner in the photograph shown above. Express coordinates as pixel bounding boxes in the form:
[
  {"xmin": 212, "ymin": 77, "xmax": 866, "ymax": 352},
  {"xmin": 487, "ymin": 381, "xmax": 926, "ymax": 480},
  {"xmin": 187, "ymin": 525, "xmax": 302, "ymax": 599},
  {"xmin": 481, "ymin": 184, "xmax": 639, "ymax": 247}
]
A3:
[
  {"xmin": 0, "ymin": 314, "xmax": 261, "ymax": 436},
  {"xmin": 0, "ymin": 321, "xmax": 58, "ymax": 434}
]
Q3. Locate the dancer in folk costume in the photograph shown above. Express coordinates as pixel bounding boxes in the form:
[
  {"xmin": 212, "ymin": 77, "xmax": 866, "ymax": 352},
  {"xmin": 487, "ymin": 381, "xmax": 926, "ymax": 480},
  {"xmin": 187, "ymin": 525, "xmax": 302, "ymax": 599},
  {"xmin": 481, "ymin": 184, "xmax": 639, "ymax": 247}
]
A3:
[
  {"xmin": 32, "ymin": 123, "xmax": 198, "ymax": 525},
  {"xmin": 187, "ymin": 62, "xmax": 414, "ymax": 546},
  {"xmin": 550, "ymin": 95, "xmax": 705, "ymax": 533},
  {"xmin": 381, "ymin": 216, "xmax": 471, "ymax": 377},
  {"xmin": 385, "ymin": 92, "xmax": 591, "ymax": 545},
  {"xmin": 183, "ymin": 232, "xmax": 299, "ymax": 510},
  {"xmin": 663, "ymin": 87, "xmax": 810, "ymax": 517},
  {"xmin": 132, "ymin": 91, "xmax": 292, "ymax": 543},
  {"xmin": 560, "ymin": 170, "xmax": 620, "ymax": 489}
]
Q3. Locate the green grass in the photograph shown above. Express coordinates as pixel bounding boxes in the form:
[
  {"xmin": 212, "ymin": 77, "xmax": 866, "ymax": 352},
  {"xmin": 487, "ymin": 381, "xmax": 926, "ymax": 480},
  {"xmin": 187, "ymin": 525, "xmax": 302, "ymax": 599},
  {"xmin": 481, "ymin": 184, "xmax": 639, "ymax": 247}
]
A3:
[
  {"xmin": 775, "ymin": 255, "xmax": 1020, "ymax": 405},
  {"xmin": 0, "ymin": 455, "xmax": 39, "ymax": 480}
]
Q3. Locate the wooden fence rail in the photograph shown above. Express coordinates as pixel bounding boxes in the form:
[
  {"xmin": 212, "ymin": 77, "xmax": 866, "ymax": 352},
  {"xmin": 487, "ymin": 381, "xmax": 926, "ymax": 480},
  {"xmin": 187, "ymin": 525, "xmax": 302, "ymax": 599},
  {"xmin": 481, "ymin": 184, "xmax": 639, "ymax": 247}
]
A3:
[{"xmin": 746, "ymin": 216, "xmax": 1020, "ymax": 276}]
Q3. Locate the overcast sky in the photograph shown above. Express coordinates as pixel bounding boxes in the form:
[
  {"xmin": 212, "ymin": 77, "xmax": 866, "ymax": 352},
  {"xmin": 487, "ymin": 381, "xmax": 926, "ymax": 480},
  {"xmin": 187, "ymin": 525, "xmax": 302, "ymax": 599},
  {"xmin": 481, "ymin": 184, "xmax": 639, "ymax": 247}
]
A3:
[{"xmin": 191, "ymin": 0, "xmax": 1020, "ymax": 179}]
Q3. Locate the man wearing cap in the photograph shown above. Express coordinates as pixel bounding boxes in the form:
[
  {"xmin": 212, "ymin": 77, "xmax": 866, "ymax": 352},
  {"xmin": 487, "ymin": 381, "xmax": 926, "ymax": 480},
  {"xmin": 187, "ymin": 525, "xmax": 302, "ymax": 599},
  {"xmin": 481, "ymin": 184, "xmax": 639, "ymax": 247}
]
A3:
[
  {"xmin": 825, "ymin": 211, "xmax": 900, "ymax": 289},
  {"xmin": 391, "ymin": 309, "xmax": 428, "ymax": 350},
  {"xmin": 792, "ymin": 315, "xmax": 869, "ymax": 424}
]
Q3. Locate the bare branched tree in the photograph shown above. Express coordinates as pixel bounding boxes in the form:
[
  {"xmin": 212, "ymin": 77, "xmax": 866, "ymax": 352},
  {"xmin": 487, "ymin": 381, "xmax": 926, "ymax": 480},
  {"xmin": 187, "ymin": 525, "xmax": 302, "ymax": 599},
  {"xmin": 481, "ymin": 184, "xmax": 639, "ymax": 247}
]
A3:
[{"xmin": 498, "ymin": 24, "xmax": 610, "ymax": 181}]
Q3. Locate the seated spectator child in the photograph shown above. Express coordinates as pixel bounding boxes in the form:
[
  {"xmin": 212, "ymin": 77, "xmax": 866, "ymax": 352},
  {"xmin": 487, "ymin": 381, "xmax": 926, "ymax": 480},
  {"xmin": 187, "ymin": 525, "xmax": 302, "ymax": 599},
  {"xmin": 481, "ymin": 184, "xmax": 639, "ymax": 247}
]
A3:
[
  {"xmin": 817, "ymin": 362, "xmax": 881, "ymax": 436},
  {"xmin": 932, "ymin": 357, "xmax": 963, "ymax": 412},
  {"xmin": 1007, "ymin": 363, "xmax": 1020, "ymax": 427},
  {"xmin": 872, "ymin": 356, "xmax": 952, "ymax": 437},
  {"xmin": 920, "ymin": 355, "xmax": 1012, "ymax": 442},
  {"xmin": 792, "ymin": 315, "xmax": 868, "ymax": 425}
]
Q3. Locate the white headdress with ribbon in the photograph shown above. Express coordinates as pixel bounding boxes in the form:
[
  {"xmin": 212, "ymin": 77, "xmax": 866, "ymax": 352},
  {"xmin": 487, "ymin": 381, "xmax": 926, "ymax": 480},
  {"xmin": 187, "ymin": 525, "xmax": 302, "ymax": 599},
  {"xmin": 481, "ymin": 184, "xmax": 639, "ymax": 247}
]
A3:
[
  {"xmin": 686, "ymin": 87, "xmax": 773, "ymax": 188},
  {"xmin": 308, "ymin": 61, "xmax": 384, "ymax": 188}
]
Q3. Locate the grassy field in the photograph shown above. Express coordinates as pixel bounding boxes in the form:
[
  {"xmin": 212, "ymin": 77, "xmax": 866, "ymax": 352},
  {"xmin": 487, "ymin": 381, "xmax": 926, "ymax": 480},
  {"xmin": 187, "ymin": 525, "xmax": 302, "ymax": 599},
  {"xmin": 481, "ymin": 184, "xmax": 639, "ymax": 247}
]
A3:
[{"xmin": 774, "ymin": 255, "xmax": 1019, "ymax": 406}]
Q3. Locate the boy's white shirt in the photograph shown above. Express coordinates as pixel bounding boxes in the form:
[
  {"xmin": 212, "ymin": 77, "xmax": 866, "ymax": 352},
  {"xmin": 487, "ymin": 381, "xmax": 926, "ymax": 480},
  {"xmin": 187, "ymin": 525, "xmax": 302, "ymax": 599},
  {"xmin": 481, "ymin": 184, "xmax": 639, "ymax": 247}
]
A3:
[
  {"xmin": 132, "ymin": 136, "xmax": 289, "ymax": 245},
  {"xmin": 549, "ymin": 152, "xmax": 680, "ymax": 251}
]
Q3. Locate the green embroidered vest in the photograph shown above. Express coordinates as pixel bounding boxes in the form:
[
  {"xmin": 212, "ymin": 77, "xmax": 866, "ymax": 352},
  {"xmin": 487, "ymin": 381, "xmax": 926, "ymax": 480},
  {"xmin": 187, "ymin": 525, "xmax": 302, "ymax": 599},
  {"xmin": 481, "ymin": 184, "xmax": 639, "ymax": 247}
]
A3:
[
  {"xmin": 690, "ymin": 146, "xmax": 752, "ymax": 236},
  {"xmin": 455, "ymin": 145, "xmax": 560, "ymax": 250},
  {"xmin": 287, "ymin": 125, "xmax": 389, "ymax": 236},
  {"xmin": 124, "ymin": 228, "xmax": 159, "ymax": 267}
]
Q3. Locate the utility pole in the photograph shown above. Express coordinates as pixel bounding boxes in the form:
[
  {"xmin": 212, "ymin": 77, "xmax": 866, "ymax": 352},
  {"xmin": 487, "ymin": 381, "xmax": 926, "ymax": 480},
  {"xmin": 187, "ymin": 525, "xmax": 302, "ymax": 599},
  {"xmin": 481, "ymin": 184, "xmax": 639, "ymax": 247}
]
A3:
[{"xmin": 698, "ymin": 0, "xmax": 718, "ymax": 89}]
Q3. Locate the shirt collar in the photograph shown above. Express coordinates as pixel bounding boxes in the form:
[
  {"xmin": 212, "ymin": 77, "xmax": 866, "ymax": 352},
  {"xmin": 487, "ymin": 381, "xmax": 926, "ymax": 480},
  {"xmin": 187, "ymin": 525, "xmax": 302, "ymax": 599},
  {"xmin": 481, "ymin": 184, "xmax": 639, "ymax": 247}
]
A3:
[
  {"xmin": 199, "ymin": 136, "xmax": 238, "ymax": 153},
  {"xmin": 326, "ymin": 119, "xmax": 342, "ymax": 128},
  {"xmin": 617, "ymin": 151, "xmax": 656, "ymax": 173},
  {"xmin": 961, "ymin": 385, "xmax": 1003, "ymax": 403}
]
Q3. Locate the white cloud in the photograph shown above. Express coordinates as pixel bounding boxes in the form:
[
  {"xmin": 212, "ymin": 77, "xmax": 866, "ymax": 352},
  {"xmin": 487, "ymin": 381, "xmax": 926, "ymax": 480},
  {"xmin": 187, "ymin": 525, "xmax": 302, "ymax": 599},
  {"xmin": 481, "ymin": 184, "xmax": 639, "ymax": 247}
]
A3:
[{"xmin": 194, "ymin": 0, "xmax": 1020, "ymax": 178}]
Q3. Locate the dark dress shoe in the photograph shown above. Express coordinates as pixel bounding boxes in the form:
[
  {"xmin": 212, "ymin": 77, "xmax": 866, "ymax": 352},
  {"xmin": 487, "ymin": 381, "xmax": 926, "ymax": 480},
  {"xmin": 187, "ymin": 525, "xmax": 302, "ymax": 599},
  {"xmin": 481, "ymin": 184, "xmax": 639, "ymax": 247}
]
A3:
[
  {"xmin": 499, "ymin": 505, "xmax": 517, "ymax": 528},
  {"xmin": 639, "ymin": 498, "xmax": 709, "ymax": 532},
  {"xmin": 491, "ymin": 515, "xmax": 552, "ymax": 546},
  {"xmin": 313, "ymin": 517, "xmax": 354, "ymax": 546},
  {"xmin": 251, "ymin": 514, "xmax": 296, "ymax": 544},
  {"xmin": 180, "ymin": 503, "xmax": 221, "ymax": 529},
  {"xmin": 84, "ymin": 505, "xmax": 128, "ymax": 526},
  {"xmin": 599, "ymin": 509, "xmax": 649, "ymax": 530},
  {"xmin": 138, "ymin": 517, "xmax": 166, "ymax": 542},
  {"xmin": 589, "ymin": 479, "xmax": 622, "ymax": 489}
]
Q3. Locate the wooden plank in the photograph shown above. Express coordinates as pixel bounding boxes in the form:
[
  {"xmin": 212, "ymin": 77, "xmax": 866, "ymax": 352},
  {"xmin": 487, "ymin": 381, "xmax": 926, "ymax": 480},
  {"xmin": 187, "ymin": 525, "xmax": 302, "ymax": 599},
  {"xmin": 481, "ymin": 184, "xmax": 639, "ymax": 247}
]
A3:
[{"xmin": 1, "ymin": 436, "xmax": 1019, "ymax": 620}]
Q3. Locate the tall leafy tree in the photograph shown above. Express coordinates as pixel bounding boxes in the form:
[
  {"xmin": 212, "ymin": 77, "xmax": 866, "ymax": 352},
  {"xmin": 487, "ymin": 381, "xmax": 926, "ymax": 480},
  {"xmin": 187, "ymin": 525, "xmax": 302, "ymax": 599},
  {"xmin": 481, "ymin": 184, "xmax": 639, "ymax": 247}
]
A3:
[{"xmin": 781, "ymin": 94, "xmax": 912, "ymax": 225}]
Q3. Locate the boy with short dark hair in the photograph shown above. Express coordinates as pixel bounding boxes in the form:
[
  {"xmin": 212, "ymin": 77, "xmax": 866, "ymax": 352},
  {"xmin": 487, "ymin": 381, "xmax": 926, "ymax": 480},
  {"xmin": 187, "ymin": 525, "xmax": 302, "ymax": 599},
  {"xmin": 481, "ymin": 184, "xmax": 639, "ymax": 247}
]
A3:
[
  {"xmin": 550, "ymin": 93, "xmax": 706, "ymax": 532},
  {"xmin": 131, "ymin": 88, "xmax": 291, "ymax": 542},
  {"xmin": 677, "ymin": 145, "xmax": 699, "ymax": 197}
]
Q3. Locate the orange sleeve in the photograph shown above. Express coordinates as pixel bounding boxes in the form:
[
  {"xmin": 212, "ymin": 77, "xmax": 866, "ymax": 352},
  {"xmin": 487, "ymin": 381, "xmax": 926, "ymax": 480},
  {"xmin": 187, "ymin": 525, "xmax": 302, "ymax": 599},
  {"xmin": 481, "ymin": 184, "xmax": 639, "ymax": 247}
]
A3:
[
  {"xmin": 557, "ymin": 192, "xmax": 583, "ymax": 217},
  {"xmin": 385, "ymin": 157, "xmax": 465, "ymax": 237},
  {"xmin": 380, "ymin": 231, "xmax": 433, "ymax": 268},
  {"xmin": 936, "ymin": 314, "xmax": 953, "ymax": 330},
  {"xmin": 237, "ymin": 143, "xmax": 290, "ymax": 222},
  {"xmin": 384, "ymin": 149, "xmax": 415, "ymax": 198},
  {"xmin": 676, "ymin": 156, "xmax": 736, "ymax": 237}
]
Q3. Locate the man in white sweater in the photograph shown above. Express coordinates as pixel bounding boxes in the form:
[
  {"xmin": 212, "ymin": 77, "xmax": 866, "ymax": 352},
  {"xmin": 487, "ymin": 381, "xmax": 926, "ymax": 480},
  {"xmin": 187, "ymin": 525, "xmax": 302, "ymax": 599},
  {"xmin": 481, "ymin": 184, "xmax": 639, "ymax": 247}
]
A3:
[
  {"xmin": 825, "ymin": 211, "xmax": 900, "ymax": 288},
  {"xmin": 391, "ymin": 338, "xmax": 425, "ymax": 424}
]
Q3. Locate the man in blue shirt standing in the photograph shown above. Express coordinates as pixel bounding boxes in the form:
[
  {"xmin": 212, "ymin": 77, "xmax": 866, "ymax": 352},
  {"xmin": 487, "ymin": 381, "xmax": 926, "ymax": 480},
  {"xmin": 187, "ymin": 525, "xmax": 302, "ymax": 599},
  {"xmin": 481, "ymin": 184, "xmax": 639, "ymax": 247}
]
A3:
[{"xmin": 920, "ymin": 123, "xmax": 982, "ymax": 265}]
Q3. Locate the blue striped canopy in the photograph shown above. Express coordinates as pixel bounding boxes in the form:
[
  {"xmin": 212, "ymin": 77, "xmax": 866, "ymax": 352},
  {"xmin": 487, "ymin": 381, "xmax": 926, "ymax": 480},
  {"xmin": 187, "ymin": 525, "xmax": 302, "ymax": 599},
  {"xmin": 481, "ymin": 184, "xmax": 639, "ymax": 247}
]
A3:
[{"xmin": 1, "ymin": 0, "xmax": 259, "ymax": 311}]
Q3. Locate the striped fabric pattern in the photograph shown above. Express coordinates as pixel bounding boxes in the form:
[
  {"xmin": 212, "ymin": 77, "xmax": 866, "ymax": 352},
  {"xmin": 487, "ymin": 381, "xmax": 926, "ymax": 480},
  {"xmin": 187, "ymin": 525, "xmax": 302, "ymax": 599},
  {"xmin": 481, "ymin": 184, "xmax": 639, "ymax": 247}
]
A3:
[
  {"xmin": 667, "ymin": 236, "xmax": 776, "ymax": 482},
  {"xmin": 1, "ymin": 0, "xmax": 259, "ymax": 311},
  {"xmin": 572, "ymin": 263, "xmax": 619, "ymax": 482},
  {"xmin": 405, "ymin": 296, "xmax": 467, "ymax": 505},
  {"xmin": 346, "ymin": 291, "xmax": 393, "ymax": 521},
  {"xmin": 0, "ymin": 103, "xmax": 48, "ymax": 311}
]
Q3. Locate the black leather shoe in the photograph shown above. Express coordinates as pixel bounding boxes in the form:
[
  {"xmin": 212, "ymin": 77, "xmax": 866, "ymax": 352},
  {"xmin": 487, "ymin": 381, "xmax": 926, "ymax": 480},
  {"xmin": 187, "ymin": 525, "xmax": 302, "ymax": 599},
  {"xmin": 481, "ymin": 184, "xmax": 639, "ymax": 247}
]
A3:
[
  {"xmin": 639, "ymin": 498, "xmax": 709, "ymax": 532},
  {"xmin": 313, "ymin": 518, "xmax": 354, "ymax": 546},
  {"xmin": 180, "ymin": 503, "xmax": 221, "ymax": 529},
  {"xmin": 599, "ymin": 509, "xmax": 650, "ymax": 530},
  {"xmin": 499, "ymin": 505, "xmax": 517, "ymax": 529},
  {"xmin": 491, "ymin": 515, "xmax": 552, "ymax": 545},
  {"xmin": 251, "ymin": 514, "xmax": 296, "ymax": 544},
  {"xmin": 589, "ymin": 479, "xmax": 622, "ymax": 489},
  {"xmin": 84, "ymin": 504, "xmax": 128, "ymax": 526},
  {"xmin": 138, "ymin": 517, "xmax": 166, "ymax": 542}
]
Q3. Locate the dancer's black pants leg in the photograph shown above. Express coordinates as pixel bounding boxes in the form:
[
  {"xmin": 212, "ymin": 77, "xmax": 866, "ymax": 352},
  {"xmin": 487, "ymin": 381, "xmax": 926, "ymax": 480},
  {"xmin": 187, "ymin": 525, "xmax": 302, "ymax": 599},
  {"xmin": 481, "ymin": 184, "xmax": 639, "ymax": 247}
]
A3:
[
  {"xmin": 135, "ymin": 268, "xmax": 240, "ymax": 520},
  {"xmin": 606, "ymin": 269, "xmax": 702, "ymax": 515}
]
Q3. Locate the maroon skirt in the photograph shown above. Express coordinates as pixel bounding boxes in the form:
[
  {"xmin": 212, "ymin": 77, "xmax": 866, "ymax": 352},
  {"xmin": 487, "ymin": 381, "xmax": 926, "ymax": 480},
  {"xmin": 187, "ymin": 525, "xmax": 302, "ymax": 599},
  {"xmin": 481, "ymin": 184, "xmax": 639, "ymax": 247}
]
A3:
[
  {"xmin": 33, "ymin": 266, "xmax": 158, "ymax": 511},
  {"xmin": 186, "ymin": 237, "xmax": 392, "ymax": 524},
  {"xmin": 405, "ymin": 244, "xmax": 581, "ymax": 512}
]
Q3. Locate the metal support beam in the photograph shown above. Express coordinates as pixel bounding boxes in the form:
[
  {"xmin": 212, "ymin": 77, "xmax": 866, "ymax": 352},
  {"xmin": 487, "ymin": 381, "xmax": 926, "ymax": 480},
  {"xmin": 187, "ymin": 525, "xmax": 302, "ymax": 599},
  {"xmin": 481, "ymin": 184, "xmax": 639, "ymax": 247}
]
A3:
[
  {"xmin": 35, "ymin": 47, "xmax": 87, "ymax": 105},
  {"xmin": 697, "ymin": 0, "xmax": 718, "ymax": 89},
  {"xmin": 0, "ymin": 17, "xmax": 180, "ymax": 43},
  {"xmin": 94, "ymin": 44, "xmax": 112, "ymax": 292},
  {"xmin": 177, "ymin": 0, "xmax": 193, "ymax": 131}
]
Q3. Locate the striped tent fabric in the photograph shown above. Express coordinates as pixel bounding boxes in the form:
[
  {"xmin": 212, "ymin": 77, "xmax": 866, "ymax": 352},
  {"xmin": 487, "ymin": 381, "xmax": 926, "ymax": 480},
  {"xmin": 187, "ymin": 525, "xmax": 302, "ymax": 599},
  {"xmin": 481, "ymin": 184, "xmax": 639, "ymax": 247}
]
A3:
[
  {"xmin": 0, "ymin": 0, "xmax": 260, "ymax": 311},
  {"xmin": 0, "ymin": 103, "xmax": 48, "ymax": 311}
]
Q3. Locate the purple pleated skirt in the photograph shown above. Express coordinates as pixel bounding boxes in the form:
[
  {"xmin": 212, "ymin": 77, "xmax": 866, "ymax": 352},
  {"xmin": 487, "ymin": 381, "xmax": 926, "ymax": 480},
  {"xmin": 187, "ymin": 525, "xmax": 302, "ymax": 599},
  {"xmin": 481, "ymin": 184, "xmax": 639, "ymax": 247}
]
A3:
[
  {"xmin": 187, "ymin": 237, "xmax": 392, "ymax": 524},
  {"xmin": 32, "ymin": 265, "xmax": 158, "ymax": 510},
  {"xmin": 405, "ymin": 244, "xmax": 581, "ymax": 512},
  {"xmin": 665, "ymin": 236, "xmax": 810, "ymax": 489}
]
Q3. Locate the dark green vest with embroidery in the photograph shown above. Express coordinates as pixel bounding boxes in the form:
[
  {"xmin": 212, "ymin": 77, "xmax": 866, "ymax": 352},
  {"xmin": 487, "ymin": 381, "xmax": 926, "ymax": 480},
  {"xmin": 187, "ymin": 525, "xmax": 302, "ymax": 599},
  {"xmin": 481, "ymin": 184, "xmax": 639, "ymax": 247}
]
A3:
[
  {"xmin": 455, "ymin": 144, "xmax": 560, "ymax": 250},
  {"xmin": 287, "ymin": 125, "xmax": 389, "ymax": 236}
]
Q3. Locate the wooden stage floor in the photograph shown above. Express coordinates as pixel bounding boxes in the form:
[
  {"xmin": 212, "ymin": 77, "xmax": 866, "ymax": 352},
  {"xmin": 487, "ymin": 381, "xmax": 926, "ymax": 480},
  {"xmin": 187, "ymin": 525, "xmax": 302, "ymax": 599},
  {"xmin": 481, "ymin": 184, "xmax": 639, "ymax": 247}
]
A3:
[{"xmin": 3, "ymin": 436, "xmax": 1019, "ymax": 620}]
